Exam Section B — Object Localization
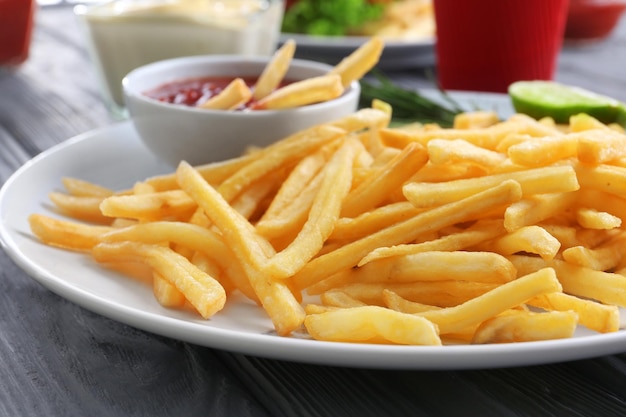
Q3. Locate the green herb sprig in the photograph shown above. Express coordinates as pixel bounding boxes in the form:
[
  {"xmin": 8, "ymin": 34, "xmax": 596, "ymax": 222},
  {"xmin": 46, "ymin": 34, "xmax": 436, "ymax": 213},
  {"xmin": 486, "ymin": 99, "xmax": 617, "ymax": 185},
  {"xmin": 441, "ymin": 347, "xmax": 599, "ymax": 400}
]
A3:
[{"xmin": 359, "ymin": 73, "xmax": 465, "ymax": 127}]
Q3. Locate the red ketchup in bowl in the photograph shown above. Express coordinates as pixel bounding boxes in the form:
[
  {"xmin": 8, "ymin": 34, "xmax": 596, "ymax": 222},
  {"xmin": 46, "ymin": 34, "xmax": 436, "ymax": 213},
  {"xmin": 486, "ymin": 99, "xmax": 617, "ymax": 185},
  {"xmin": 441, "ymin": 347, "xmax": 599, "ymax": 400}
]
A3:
[{"xmin": 144, "ymin": 76, "xmax": 291, "ymax": 110}]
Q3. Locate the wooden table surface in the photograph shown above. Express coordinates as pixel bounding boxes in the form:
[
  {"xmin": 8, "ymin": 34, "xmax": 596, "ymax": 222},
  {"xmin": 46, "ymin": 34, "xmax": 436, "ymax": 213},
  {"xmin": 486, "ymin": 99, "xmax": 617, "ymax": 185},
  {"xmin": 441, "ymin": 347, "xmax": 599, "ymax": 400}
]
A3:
[{"xmin": 1, "ymin": 4, "xmax": 626, "ymax": 416}]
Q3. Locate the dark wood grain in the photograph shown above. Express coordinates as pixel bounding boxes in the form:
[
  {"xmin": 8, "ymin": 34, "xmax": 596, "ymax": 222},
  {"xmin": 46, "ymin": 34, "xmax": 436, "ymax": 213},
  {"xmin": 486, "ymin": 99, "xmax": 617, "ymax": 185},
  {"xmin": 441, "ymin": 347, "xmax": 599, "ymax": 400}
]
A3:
[{"xmin": 1, "ymin": 5, "xmax": 626, "ymax": 417}]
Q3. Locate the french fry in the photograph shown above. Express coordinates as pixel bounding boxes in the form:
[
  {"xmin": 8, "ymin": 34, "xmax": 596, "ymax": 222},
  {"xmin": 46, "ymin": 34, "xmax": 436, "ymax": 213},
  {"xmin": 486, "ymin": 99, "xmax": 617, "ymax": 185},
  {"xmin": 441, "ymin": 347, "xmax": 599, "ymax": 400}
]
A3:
[
  {"xmin": 403, "ymin": 165, "xmax": 579, "ymax": 208},
  {"xmin": 176, "ymin": 161, "xmax": 305, "ymax": 335},
  {"xmin": 304, "ymin": 304, "xmax": 338, "ymax": 314},
  {"xmin": 253, "ymin": 39, "xmax": 296, "ymax": 100},
  {"xmin": 569, "ymin": 113, "xmax": 613, "ymax": 132},
  {"xmin": 528, "ymin": 292, "xmax": 619, "ymax": 333},
  {"xmin": 330, "ymin": 201, "xmax": 424, "ymax": 241},
  {"xmin": 304, "ymin": 306, "xmax": 441, "ymax": 345},
  {"xmin": 561, "ymin": 232, "xmax": 626, "ymax": 271},
  {"xmin": 254, "ymin": 74, "xmax": 344, "ymax": 110},
  {"xmin": 340, "ymin": 142, "xmax": 428, "ymax": 217},
  {"xmin": 256, "ymin": 170, "xmax": 324, "ymax": 245},
  {"xmin": 199, "ymin": 78, "xmax": 252, "ymax": 110},
  {"xmin": 381, "ymin": 291, "xmax": 437, "ymax": 314},
  {"xmin": 381, "ymin": 290, "xmax": 477, "ymax": 342},
  {"xmin": 503, "ymin": 192, "xmax": 577, "ymax": 232},
  {"xmin": 92, "ymin": 241, "xmax": 226, "ymax": 318},
  {"xmin": 359, "ymin": 219, "xmax": 506, "ymax": 265},
  {"xmin": 576, "ymin": 128, "xmax": 626, "ymax": 164},
  {"xmin": 263, "ymin": 138, "xmax": 357, "ymax": 279},
  {"xmin": 506, "ymin": 135, "xmax": 578, "ymax": 167},
  {"xmin": 216, "ymin": 124, "xmax": 345, "ymax": 202},
  {"xmin": 293, "ymin": 180, "xmax": 522, "ymax": 290},
  {"xmin": 472, "ymin": 310, "xmax": 578, "ymax": 344},
  {"xmin": 256, "ymin": 150, "xmax": 327, "ymax": 227},
  {"xmin": 371, "ymin": 98, "xmax": 392, "ymax": 118},
  {"xmin": 381, "ymin": 114, "xmax": 558, "ymax": 150},
  {"xmin": 575, "ymin": 163, "xmax": 626, "ymax": 197},
  {"xmin": 49, "ymin": 192, "xmax": 111, "ymax": 223},
  {"xmin": 327, "ymin": 251, "xmax": 517, "ymax": 285},
  {"xmin": 575, "ymin": 207, "xmax": 622, "ymax": 230},
  {"xmin": 509, "ymin": 255, "xmax": 626, "ymax": 308},
  {"xmin": 61, "ymin": 177, "xmax": 114, "ymax": 197},
  {"xmin": 99, "ymin": 190, "xmax": 197, "ymax": 222},
  {"xmin": 177, "ymin": 162, "xmax": 275, "ymax": 265},
  {"xmin": 329, "ymin": 107, "xmax": 391, "ymax": 133},
  {"xmin": 145, "ymin": 151, "xmax": 262, "ymax": 191},
  {"xmin": 320, "ymin": 290, "xmax": 367, "ymax": 308},
  {"xmin": 29, "ymin": 214, "xmax": 113, "ymax": 251},
  {"xmin": 394, "ymin": 268, "xmax": 562, "ymax": 335},
  {"xmin": 325, "ymin": 281, "xmax": 498, "ymax": 308},
  {"xmin": 409, "ymin": 160, "xmax": 489, "ymax": 183},
  {"xmin": 229, "ymin": 170, "xmax": 283, "ymax": 220},
  {"xmin": 100, "ymin": 221, "xmax": 258, "ymax": 302},
  {"xmin": 152, "ymin": 272, "xmax": 187, "ymax": 308},
  {"xmin": 132, "ymin": 181, "xmax": 156, "ymax": 195},
  {"xmin": 575, "ymin": 189, "xmax": 626, "ymax": 225},
  {"xmin": 328, "ymin": 36, "xmax": 384, "ymax": 88},
  {"xmin": 427, "ymin": 138, "xmax": 507, "ymax": 168},
  {"xmin": 453, "ymin": 111, "xmax": 500, "ymax": 129},
  {"xmin": 472, "ymin": 225, "xmax": 561, "ymax": 260}
]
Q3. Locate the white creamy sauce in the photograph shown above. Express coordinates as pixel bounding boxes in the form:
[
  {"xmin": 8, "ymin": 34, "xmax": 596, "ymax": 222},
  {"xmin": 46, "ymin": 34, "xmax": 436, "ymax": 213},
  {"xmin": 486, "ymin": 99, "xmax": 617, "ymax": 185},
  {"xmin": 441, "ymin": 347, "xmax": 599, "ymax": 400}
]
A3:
[{"xmin": 77, "ymin": 0, "xmax": 283, "ymax": 113}]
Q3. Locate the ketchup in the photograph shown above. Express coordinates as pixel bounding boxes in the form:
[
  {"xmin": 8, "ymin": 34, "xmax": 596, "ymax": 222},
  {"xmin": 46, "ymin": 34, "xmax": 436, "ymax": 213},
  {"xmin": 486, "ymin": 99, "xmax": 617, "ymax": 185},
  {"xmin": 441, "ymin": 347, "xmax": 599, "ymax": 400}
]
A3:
[
  {"xmin": 0, "ymin": 0, "xmax": 36, "ymax": 66},
  {"xmin": 144, "ymin": 76, "xmax": 291, "ymax": 110}
]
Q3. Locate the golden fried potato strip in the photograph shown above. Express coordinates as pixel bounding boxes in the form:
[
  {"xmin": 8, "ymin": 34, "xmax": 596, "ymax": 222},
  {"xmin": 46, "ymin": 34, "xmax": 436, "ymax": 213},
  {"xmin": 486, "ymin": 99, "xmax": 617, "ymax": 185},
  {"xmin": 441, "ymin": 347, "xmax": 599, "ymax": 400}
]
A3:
[
  {"xmin": 403, "ymin": 165, "xmax": 579, "ymax": 208},
  {"xmin": 263, "ymin": 138, "xmax": 358, "ymax": 279},
  {"xmin": 254, "ymin": 75, "xmax": 344, "ymax": 110},
  {"xmin": 510, "ymin": 255, "xmax": 626, "ymax": 308},
  {"xmin": 253, "ymin": 39, "xmax": 296, "ymax": 101},
  {"xmin": 92, "ymin": 241, "xmax": 226, "ymax": 319},
  {"xmin": 100, "ymin": 221, "xmax": 257, "ymax": 302},
  {"xmin": 387, "ymin": 268, "xmax": 561, "ymax": 335},
  {"xmin": 29, "ymin": 214, "xmax": 113, "ymax": 251},
  {"xmin": 49, "ymin": 192, "xmax": 111, "ymax": 224},
  {"xmin": 99, "ymin": 190, "xmax": 197, "ymax": 222},
  {"xmin": 305, "ymin": 306, "xmax": 441, "ymax": 345},
  {"xmin": 61, "ymin": 177, "xmax": 114, "ymax": 197},
  {"xmin": 472, "ymin": 310, "xmax": 578, "ymax": 344},
  {"xmin": 528, "ymin": 292, "xmax": 619, "ymax": 333},
  {"xmin": 293, "ymin": 180, "xmax": 522, "ymax": 290},
  {"xmin": 199, "ymin": 78, "xmax": 252, "ymax": 110},
  {"xmin": 328, "ymin": 36, "xmax": 384, "ymax": 88},
  {"xmin": 176, "ymin": 161, "xmax": 305, "ymax": 335}
]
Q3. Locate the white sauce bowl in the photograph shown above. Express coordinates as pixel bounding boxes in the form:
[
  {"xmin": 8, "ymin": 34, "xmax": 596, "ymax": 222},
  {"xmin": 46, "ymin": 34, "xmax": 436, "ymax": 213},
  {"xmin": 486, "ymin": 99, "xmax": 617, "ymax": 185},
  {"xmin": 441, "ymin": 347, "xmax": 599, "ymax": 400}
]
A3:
[{"xmin": 122, "ymin": 55, "xmax": 360, "ymax": 166}]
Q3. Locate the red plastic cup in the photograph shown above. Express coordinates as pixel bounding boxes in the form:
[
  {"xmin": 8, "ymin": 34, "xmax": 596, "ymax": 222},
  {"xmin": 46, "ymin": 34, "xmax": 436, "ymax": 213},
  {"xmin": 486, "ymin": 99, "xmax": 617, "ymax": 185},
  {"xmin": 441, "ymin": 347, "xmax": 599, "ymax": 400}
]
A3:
[
  {"xmin": 433, "ymin": 0, "xmax": 570, "ymax": 93},
  {"xmin": 0, "ymin": 0, "xmax": 36, "ymax": 67}
]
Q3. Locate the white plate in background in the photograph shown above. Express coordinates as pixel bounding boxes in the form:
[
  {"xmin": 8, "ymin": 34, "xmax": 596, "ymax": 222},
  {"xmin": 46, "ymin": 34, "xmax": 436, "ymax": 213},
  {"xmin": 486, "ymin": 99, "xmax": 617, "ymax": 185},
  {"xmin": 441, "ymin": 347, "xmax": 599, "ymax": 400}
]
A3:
[{"xmin": 280, "ymin": 33, "xmax": 436, "ymax": 69}]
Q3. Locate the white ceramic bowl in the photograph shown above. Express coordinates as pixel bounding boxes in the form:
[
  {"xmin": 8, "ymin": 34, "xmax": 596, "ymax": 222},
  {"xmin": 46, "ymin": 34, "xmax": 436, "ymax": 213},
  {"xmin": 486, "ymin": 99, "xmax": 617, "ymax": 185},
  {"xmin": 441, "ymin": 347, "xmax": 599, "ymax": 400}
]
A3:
[{"xmin": 122, "ymin": 55, "xmax": 360, "ymax": 166}]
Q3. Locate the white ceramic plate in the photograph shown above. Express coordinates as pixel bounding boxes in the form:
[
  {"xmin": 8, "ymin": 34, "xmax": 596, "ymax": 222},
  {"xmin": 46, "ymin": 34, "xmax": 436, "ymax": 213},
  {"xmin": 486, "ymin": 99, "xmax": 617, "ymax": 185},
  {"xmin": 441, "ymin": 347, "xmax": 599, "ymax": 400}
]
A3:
[
  {"xmin": 2, "ymin": 92, "xmax": 626, "ymax": 370},
  {"xmin": 280, "ymin": 33, "xmax": 435, "ymax": 69}
]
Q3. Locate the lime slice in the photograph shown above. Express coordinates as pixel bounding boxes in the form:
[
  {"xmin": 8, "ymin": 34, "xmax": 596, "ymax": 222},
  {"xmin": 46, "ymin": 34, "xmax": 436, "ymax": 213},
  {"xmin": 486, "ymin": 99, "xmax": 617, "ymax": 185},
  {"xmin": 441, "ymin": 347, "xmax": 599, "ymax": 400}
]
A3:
[{"xmin": 509, "ymin": 81, "xmax": 626, "ymax": 126}]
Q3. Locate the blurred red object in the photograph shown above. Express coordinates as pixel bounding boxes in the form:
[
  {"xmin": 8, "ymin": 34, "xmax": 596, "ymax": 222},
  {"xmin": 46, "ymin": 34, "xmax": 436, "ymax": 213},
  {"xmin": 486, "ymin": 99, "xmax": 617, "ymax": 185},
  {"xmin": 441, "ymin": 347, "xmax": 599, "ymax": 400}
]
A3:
[
  {"xmin": 433, "ymin": 0, "xmax": 569, "ymax": 93},
  {"xmin": 0, "ymin": 0, "xmax": 36, "ymax": 67},
  {"xmin": 565, "ymin": 0, "xmax": 626, "ymax": 41}
]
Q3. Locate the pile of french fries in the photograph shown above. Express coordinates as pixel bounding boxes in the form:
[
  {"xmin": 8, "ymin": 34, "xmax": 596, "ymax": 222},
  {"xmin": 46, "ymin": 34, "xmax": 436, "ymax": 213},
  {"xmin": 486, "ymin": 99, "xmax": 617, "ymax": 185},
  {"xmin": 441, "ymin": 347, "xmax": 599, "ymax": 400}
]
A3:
[
  {"xmin": 28, "ymin": 38, "xmax": 626, "ymax": 346},
  {"xmin": 198, "ymin": 36, "xmax": 383, "ymax": 111},
  {"xmin": 356, "ymin": 0, "xmax": 435, "ymax": 41}
]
